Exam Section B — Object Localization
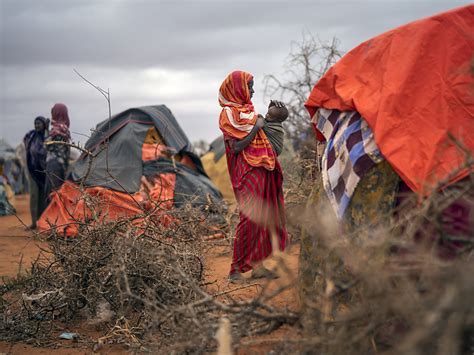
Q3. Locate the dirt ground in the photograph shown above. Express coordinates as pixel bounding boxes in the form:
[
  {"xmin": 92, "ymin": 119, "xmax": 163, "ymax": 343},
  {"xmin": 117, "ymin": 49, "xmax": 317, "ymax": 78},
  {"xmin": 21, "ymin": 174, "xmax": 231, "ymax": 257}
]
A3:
[{"xmin": 0, "ymin": 195, "xmax": 300, "ymax": 354}]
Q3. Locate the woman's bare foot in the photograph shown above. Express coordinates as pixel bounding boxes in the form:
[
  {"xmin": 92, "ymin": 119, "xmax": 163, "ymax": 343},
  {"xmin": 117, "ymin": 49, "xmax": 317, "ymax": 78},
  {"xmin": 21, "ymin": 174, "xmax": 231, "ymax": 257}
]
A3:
[
  {"xmin": 251, "ymin": 266, "xmax": 278, "ymax": 280},
  {"xmin": 228, "ymin": 272, "xmax": 243, "ymax": 283}
]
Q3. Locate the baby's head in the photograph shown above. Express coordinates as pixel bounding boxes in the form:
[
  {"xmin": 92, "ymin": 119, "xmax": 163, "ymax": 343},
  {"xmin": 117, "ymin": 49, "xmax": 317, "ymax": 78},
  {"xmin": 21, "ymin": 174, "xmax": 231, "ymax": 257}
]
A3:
[{"xmin": 265, "ymin": 106, "xmax": 289, "ymax": 123}]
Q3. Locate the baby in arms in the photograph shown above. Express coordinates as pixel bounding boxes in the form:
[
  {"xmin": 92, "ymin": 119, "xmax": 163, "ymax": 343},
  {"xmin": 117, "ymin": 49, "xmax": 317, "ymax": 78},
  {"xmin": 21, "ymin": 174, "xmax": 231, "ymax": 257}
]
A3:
[{"xmin": 262, "ymin": 101, "xmax": 288, "ymax": 156}]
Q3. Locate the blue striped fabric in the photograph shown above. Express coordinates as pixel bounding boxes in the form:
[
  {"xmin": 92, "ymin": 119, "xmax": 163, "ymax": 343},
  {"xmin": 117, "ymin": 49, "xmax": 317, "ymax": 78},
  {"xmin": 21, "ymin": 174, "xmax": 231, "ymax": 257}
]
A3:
[{"xmin": 314, "ymin": 108, "xmax": 384, "ymax": 219}]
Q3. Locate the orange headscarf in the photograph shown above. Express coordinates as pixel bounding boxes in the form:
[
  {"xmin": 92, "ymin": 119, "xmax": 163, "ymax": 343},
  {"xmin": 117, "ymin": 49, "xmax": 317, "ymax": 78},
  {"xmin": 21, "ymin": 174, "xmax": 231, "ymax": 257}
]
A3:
[{"xmin": 218, "ymin": 71, "xmax": 275, "ymax": 170}]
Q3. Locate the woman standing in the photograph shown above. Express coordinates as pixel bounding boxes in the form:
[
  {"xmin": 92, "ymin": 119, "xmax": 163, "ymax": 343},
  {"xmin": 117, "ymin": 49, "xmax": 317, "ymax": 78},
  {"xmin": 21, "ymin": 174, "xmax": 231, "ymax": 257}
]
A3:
[
  {"xmin": 23, "ymin": 116, "xmax": 48, "ymax": 228},
  {"xmin": 219, "ymin": 70, "xmax": 288, "ymax": 282},
  {"xmin": 44, "ymin": 103, "xmax": 71, "ymax": 201}
]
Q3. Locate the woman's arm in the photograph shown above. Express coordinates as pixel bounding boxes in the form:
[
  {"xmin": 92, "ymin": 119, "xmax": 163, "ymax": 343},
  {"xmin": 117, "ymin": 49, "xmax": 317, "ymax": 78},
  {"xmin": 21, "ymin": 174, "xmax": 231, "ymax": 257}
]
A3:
[{"xmin": 233, "ymin": 115, "xmax": 266, "ymax": 154}]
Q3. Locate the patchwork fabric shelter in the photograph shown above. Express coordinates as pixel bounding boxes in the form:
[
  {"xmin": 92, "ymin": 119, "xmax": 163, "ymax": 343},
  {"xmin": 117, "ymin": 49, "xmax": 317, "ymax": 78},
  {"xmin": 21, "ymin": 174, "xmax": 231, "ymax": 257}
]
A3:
[
  {"xmin": 0, "ymin": 139, "xmax": 25, "ymax": 195},
  {"xmin": 0, "ymin": 139, "xmax": 18, "ymax": 214},
  {"xmin": 305, "ymin": 5, "xmax": 474, "ymax": 194},
  {"xmin": 201, "ymin": 136, "xmax": 236, "ymax": 204},
  {"xmin": 38, "ymin": 105, "xmax": 223, "ymax": 236},
  {"xmin": 0, "ymin": 177, "xmax": 15, "ymax": 216}
]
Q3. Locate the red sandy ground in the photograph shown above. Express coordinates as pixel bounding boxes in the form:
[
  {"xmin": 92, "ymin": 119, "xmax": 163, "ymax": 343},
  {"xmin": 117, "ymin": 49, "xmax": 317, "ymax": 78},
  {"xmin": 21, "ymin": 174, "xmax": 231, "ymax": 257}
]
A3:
[{"xmin": 0, "ymin": 195, "xmax": 300, "ymax": 354}]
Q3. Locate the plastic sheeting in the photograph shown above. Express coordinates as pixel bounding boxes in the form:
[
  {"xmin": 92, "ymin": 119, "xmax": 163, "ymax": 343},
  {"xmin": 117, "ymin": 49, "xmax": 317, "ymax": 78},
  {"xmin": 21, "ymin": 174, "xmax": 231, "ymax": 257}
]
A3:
[
  {"xmin": 37, "ymin": 179, "xmax": 175, "ymax": 237},
  {"xmin": 143, "ymin": 158, "xmax": 223, "ymax": 209},
  {"xmin": 305, "ymin": 5, "xmax": 474, "ymax": 193}
]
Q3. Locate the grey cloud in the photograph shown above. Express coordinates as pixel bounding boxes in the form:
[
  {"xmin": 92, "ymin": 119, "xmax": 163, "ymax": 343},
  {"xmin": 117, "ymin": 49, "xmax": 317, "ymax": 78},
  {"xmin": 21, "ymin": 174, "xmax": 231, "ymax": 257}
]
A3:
[
  {"xmin": 3, "ymin": 0, "xmax": 470, "ymax": 69},
  {"xmin": 1, "ymin": 0, "xmax": 472, "ymax": 148},
  {"xmin": 0, "ymin": 64, "xmax": 230, "ymax": 145}
]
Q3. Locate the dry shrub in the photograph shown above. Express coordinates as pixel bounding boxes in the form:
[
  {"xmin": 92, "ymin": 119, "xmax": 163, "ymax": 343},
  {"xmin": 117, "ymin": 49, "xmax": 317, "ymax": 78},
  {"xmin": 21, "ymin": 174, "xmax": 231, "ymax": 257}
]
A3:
[
  {"xmin": 0, "ymin": 194, "xmax": 298, "ymax": 353},
  {"xmin": 0, "ymin": 208, "xmax": 207, "ymax": 347},
  {"xmin": 291, "ymin": 155, "xmax": 474, "ymax": 355},
  {"xmin": 1, "ymin": 162, "xmax": 473, "ymax": 354},
  {"xmin": 1, "ymin": 145, "xmax": 473, "ymax": 354}
]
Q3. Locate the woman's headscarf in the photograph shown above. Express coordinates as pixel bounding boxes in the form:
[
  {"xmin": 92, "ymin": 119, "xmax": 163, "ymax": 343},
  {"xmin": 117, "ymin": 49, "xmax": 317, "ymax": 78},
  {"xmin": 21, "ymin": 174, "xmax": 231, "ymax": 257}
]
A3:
[
  {"xmin": 218, "ymin": 71, "xmax": 275, "ymax": 170},
  {"xmin": 24, "ymin": 116, "xmax": 48, "ymax": 187},
  {"xmin": 50, "ymin": 103, "xmax": 71, "ymax": 140}
]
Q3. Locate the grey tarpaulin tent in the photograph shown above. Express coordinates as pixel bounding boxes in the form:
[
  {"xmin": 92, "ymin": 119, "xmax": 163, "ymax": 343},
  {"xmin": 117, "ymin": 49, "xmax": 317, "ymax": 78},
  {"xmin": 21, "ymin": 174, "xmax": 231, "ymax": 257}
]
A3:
[
  {"xmin": 0, "ymin": 138, "xmax": 24, "ymax": 195},
  {"xmin": 70, "ymin": 104, "xmax": 223, "ymax": 207}
]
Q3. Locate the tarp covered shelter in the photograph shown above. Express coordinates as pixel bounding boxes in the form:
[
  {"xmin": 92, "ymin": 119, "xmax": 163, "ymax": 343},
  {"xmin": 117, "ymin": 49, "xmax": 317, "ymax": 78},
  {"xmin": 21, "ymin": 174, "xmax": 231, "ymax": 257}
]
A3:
[
  {"xmin": 0, "ymin": 139, "xmax": 18, "ymax": 214},
  {"xmin": 0, "ymin": 139, "xmax": 16, "ymax": 162},
  {"xmin": 305, "ymin": 5, "xmax": 474, "ymax": 194},
  {"xmin": 0, "ymin": 178, "xmax": 15, "ymax": 216},
  {"xmin": 38, "ymin": 105, "xmax": 223, "ymax": 236},
  {"xmin": 0, "ymin": 138, "xmax": 24, "ymax": 195},
  {"xmin": 201, "ymin": 136, "xmax": 236, "ymax": 204}
]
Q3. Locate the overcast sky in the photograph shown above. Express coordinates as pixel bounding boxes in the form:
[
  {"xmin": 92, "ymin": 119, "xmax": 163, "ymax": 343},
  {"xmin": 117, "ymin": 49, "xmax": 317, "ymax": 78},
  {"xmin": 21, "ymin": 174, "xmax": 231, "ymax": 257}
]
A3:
[{"xmin": 0, "ymin": 0, "xmax": 471, "ymax": 148}]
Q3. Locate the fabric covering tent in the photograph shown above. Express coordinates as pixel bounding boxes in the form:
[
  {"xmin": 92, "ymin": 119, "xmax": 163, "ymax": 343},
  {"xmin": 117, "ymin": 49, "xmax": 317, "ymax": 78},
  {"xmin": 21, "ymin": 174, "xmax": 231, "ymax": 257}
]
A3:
[
  {"xmin": 37, "ymin": 105, "xmax": 223, "ymax": 236},
  {"xmin": 201, "ymin": 136, "xmax": 236, "ymax": 204},
  {"xmin": 0, "ymin": 139, "xmax": 24, "ymax": 195},
  {"xmin": 0, "ymin": 139, "xmax": 18, "ymax": 214},
  {"xmin": 305, "ymin": 5, "xmax": 474, "ymax": 194},
  {"xmin": 0, "ymin": 177, "xmax": 15, "ymax": 216}
]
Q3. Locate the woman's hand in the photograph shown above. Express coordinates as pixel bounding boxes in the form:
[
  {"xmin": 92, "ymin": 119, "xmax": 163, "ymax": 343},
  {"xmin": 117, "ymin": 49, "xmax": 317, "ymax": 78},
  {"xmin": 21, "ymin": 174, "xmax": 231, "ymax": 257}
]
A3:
[
  {"xmin": 269, "ymin": 100, "xmax": 286, "ymax": 109},
  {"xmin": 233, "ymin": 115, "xmax": 266, "ymax": 154},
  {"xmin": 255, "ymin": 115, "xmax": 266, "ymax": 129}
]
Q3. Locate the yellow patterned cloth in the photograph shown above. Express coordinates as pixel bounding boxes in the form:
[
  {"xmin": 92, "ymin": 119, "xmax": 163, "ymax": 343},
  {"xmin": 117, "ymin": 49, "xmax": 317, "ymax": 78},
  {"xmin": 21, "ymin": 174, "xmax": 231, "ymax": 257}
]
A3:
[
  {"xmin": 343, "ymin": 160, "xmax": 400, "ymax": 232},
  {"xmin": 201, "ymin": 152, "xmax": 236, "ymax": 205}
]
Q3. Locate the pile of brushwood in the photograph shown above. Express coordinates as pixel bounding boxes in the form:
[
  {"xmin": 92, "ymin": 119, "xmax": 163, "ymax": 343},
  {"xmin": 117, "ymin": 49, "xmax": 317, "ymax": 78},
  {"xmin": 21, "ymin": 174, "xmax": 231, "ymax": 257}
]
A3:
[
  {"xmin": 288, "ymin": 156, "xmax": 474, "ymax": 355},
  {"xmin": 0, "ymin": 206, "xmax": 205, "ymax": 349},
  {"xmin": 0, "ymin": 196, "xmax": 298, "ymax": 353},
  {"xmin": 1, "ymin": 151, "xmax": 473, "ymax": 354}
]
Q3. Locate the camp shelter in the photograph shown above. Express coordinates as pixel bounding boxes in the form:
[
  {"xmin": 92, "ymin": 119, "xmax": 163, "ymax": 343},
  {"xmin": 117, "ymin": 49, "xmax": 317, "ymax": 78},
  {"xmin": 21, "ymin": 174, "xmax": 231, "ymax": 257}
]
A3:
[
  {"xmin": 0, "ymin": 138, "xmax": 24, "ymax": 195},
  {"xmin": 299, "ymin": 5, "xmax": 474, "ymax": 336},
  {"xmin": 0, "ymin": 176, "xmax": 15, "ymax": 216},
  {"xmin": 201, "ymin": 136, "xmax": 235, "ymax": 204},
  {"xmin": 0, "ymin": 139, "xmax": 18, "ymax": 214},
  {"xmin": 304, "ymin": 4, "xmax": 474, "ymax": 232},
  {"xmin": 306, "ymin": 5, "xmax": 474, "ymax": 195},
  {"xmin": 37, "ymin": 105, "xmax": 224, "ymax": 236},
  {"xmin": 15, "ymin": 142, "xmax": 29, "ymax": 194}
]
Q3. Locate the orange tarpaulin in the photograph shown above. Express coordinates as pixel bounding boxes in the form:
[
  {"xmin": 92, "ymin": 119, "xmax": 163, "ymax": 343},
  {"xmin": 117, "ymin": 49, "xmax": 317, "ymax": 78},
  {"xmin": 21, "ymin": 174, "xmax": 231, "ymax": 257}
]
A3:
[
  {"xmin": 37, "ymin": 175, "xmax": 176, "ymax": 237},
  {"xmin": 306, "ymin": 5, "xmax": 474, "ymax": 193}
]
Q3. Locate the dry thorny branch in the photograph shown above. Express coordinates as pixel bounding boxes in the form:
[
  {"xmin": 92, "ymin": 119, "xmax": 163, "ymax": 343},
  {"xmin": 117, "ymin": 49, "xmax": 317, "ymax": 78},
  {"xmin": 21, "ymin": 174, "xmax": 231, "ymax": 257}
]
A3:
[
  {"xmin": 1, "ymin": 149, "xmax": 473, "ymax": 353},
  {"xmin": 2, "ymin": 71, "xmax": 474, "ymax": 353},
  {"xmin": 2, "ymin": 71, "xmax": 299, "ymax": 352},
  {"xmin": 264, "ymin": 33, "xmax": 342, "ymax": 150},
  {"xmin": 291, "ymin": 149, "xmax": 474, "ymax": 355},
  {"xmin": 0, "ymin": 185, "xmax": 298, "ymax": 352}
]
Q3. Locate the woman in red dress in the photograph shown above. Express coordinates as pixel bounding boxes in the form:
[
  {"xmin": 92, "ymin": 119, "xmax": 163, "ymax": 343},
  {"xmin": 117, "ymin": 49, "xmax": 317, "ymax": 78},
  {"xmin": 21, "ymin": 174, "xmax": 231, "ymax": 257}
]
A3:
[{"xmin": 218, "ymin": 70, "xmax": 288, "ymax": 282}]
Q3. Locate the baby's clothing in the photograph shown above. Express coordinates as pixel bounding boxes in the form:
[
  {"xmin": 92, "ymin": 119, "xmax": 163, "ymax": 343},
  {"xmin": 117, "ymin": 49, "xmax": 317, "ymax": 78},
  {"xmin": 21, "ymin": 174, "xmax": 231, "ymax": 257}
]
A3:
[{"xmin": 263, "ymin": 122, "xmax": 285, "ymax": 156}]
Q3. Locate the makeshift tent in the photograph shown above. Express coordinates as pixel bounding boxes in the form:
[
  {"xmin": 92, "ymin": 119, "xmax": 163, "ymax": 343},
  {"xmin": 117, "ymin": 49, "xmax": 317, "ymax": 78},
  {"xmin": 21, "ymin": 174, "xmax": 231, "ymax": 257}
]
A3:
[
  {"xmin": 306, "ymin": 4, "xmax": 474, "ymax": 194},
  {"xmin": 201, "ymin": 136, "xmax": 236, "ymax": 204},
  {"xmin": 0, "ymin": 139, "xmax": 24, "ymax": 195},
  {"xmin": 301, "ymin": 5, "xmax": 474, "ymax": 331},
  {"xmin": 37, "ymin": 105, "xmax": 223, "ymax": 236},
  {"xmin": 0, "ymin": 139, "xmax": 18, "ymax": 214},
  {"xmin": 0, "ymin": 176, "xmax": 15, "ymax": 216}
]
